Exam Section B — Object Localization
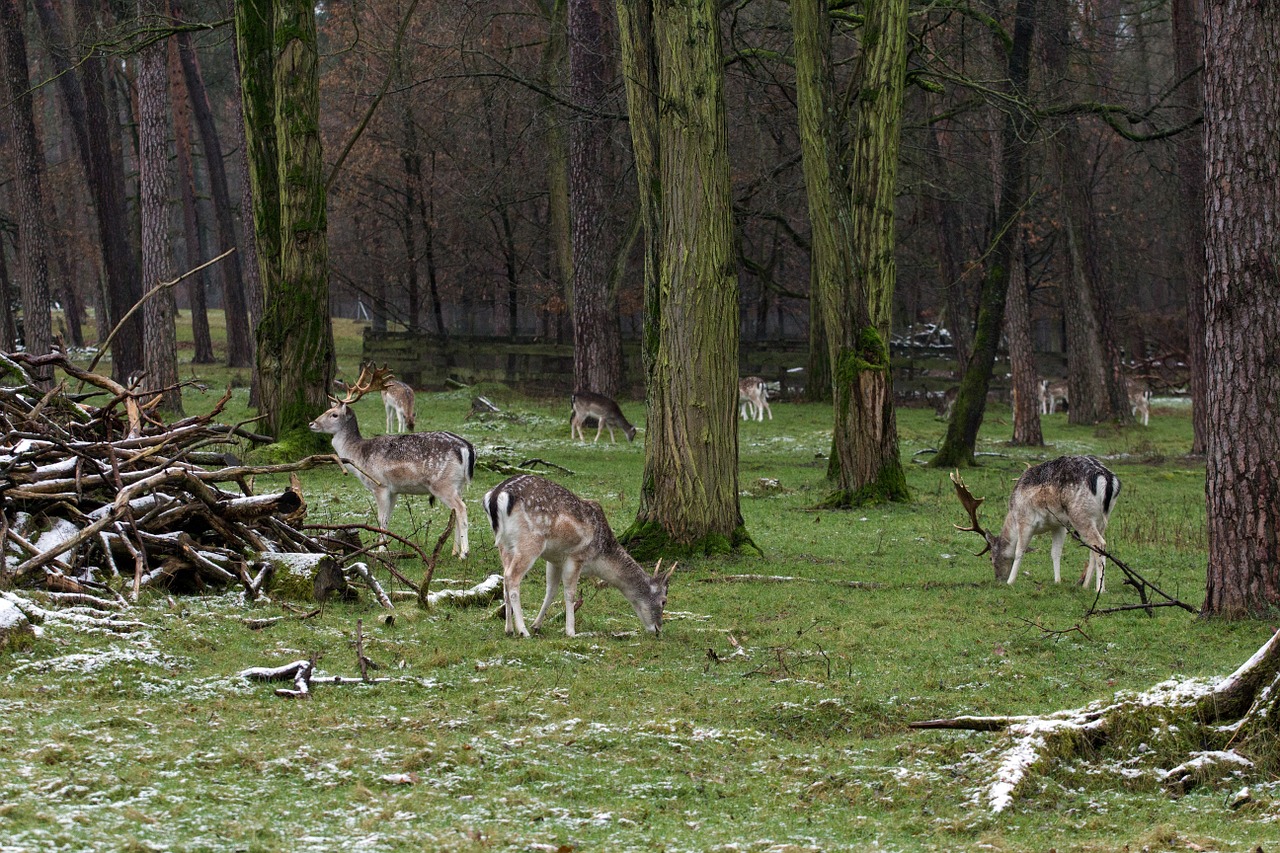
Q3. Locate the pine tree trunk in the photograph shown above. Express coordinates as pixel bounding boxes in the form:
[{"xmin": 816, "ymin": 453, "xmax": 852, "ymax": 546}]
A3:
[
  {"xmin": 569, "ymin": 0, "xmax": 622, "ymax": 397},
  {"xmin": 136, "ymin": 1, "xmax": 182, "ymax": 415},
  {"xmin": 1, "ymin": 0, "xmax": 55, "ymax": 388},
  {"xmin": 616, "ymin": 0, "xmax": 746, "ymax": 556},
  {"xmin": 1201, "ymin": 0, "xmax": 1280, "ymax": 616},
  {"xmin": 0, "ymin": 235, "xmax": 15, "ymax": 350},
  {"xmin": 1004, "ymin": 238, "xmax": 1043, "ymax": 446}
]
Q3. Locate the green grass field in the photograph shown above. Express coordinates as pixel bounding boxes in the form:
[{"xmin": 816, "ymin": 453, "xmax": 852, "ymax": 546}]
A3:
[{"xmin": 2, "ymin": 316, "xmax": 1275, "ymax": 851}]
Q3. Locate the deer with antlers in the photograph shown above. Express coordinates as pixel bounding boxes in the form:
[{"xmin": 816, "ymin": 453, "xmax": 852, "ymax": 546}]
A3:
[
  {"xmin": 482, "ymin": 474, "xmax": 675, "ymax": 637},
  {"xmin": 950, "ymin": 456, "xmax": 1120, "ymax": 592},
  {"xmin": 310, "ymin": 365, "xmax": 474, "ymax": 558}
]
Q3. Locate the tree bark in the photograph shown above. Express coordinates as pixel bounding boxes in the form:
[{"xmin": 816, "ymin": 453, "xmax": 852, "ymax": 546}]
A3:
[
  {"xmin": 923, "ymin": 121, "xmax": 973, "ymax": 371},
  {"xmin": 136, "ymin": 0, "xmax": 183, "ymax": 415},
  {"xmin": 930, "ymin": 0, "xmax": 1037, "ymax": 468},
  {"xmin": 1004, "ymin": 236, "xmax": 1042, "ymax": 446},
  {"xmin": 0, "ymin": 234, "xmax": 15, "ymax": 350},
  {"xmin": 1172, "ymin": 0, "xmax": 1207, "ymax": 455},
  {"xmin": 616, "ymin": 0, "xmax": 747, "ymax": 556},
  {"xmin": 1201, "ymin": 0, "xmax": 1280, "ymax": 616},
  {"xmin": 1, "ymin": 0, "xmax": 55, "ymax": 388},
  {"xmin": 569, "ymin": 0, "xmax": 622, "ymax": 397}
]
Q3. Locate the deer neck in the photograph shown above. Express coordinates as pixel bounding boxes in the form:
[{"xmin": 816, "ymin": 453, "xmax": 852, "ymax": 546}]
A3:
[
  {"xmin": 329, "ymin": 417, "xmax": 366, "ymax": 460},
  {"xmin": 597, "ymin": 548, "xmax": 660, "ymax": 632}
]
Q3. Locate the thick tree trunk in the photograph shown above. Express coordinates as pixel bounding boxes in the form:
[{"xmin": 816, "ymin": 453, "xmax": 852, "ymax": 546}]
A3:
[
  {"xmin": 136, "ymin": 2, "xmax": 182, "ymax": 415},
  {"xmin": 173, "ymin": 0, "xmax": 253, "ymax": 369},
  {"xmin": 1, "ymin": 0, "xmax": 55, "ymax": 388},
  {"xmin": 1201, "ymin": 0, "xmax": 1280, "ymax": 616},
  {"xmin": 168, "ymin": 36, "xmax": 214, "ymax": 365},
  {"xmin": 569, "ymin": 0, "xmax": 622, "ymax": 397},
  {"xmin": 1172, "ymin": 0, "xmax": 1207, "ymax": 455},
  {"xmin": 1004, "ymin": 238, "xmax": 1043, "ymax": 446},
  {"xmin": 616, "ymin": 0, "xmax": 746, "ymax": 556},
  {"xmin": 931, "ymin": 0, "xmax": 1037, "ymax": 468}
]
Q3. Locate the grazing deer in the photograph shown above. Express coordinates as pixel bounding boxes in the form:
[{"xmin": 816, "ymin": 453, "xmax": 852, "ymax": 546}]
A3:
[
  {"xmin": 1039, "ymin": 379, "xmax": 1069, "ymax": 414},
  {"xmin": 311, "ymin": 365, "xmax": 474, "ymax": 558},
  {"xmin": 1126, "ymin": 381, "xmax": 1151, "ymax": 427},
  {"xmin": 951, "ymin": 455, "xmax": 1120, "ymax": 592},
  {"xmin": 482, "ymin": 474, "xmax": 675, "ymax": 637},
  {"xmin": 738, "ymin": 377, "xmax": 772, "ymax": 421},
  {"xmin": 570, "ymin": 391, "xmax": 636, "ymax": 443},
  {"xmin": 335, "ymin": 369, "xmax": 415, "ymax": 433}
]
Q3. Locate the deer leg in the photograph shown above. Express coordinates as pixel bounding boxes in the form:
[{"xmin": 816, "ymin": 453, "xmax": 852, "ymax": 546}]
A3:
[
  {"xmin": 502, "ymin": 553, "xmax": 537, "ymax": 637},
  {"xmin": 561, "ymin": 561, "xmax": 583, "ymax": 636},
  {"xmin": 375, "ymin": 490, "xmax": 398, "ymax": 548},
  {"xmin": 594, "ymin": 420, "xmax": 604, "ymax": 443},
  {"xmin": 1006, "ymin": 528, "xmax": 1028, "ymax": 585},
  {"xmin": 762, "ymin": 399, "xmax": 772, "ymax": 420},
  {"xmin": 1050, "ymin": 527, "xmax": 1067, "ymax": 583},
  {"xmin": 530, "ymin": 561, "xmax": 562, "ymax": 633}
]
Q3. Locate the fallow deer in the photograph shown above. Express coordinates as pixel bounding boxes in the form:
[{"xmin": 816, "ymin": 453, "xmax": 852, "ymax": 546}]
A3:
[
  {"xmin": 311, "ymin": 365, "xmax": 473, "ymax": 558},
  {"xmin": 951, "ymin": 455, "xmax": 1120, "ymax": 592},
  {"xmin": 1126, "ymin": 381, "xmax": 1151, "ymax": 427},
  {"xmin": 738, "ymin": 377, "xmax": 772, "ymax": 422},
  {"xmin": 1039, "ymin": 379, "xmax": 1069, "ymax": 415},
  {"xmin": 335, "ymin": 368, "xmax": 415, "ymax": 433},
  {"xmin": 482, "ymin": 474, "xmax": 674, "ymax": 637},
  {"xmin": 570, "ymin": 391, "xmax": 637, "ymax": 444}
]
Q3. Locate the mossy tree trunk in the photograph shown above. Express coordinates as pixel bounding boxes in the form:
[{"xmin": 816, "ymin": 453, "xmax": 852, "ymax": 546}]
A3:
[
  {"xmin": 236, "ymin": 0, "xmax": 334, "ymax": 441},
  {"xmin": 930, "ymin": 0, "xmax": 1037, "ymax": 469},
  {"xmin": 794, "ymin": 0, "xmax": 908, "ymax": 505},
  {"xmin": 1201, "ymin": 0, "xmax": 1280, "ymax": 616},
  {"xmin": 615, "ymin": 0, "xmax": 747, "ymax": 558}
]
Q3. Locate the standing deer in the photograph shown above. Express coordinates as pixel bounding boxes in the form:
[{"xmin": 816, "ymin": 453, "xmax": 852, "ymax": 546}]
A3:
[
  {"xmin": 335, "ymin": 368, "xmax": 415, "ymax": 433},
  {"xmin": 570, "ymin": 391, "xmax": 637, "ymax": 443},
  {"xmin": 1126, "ymin": 380, "xmax": 1151, "ymax": 427},
  {"xmin": 951, "ymin": 455, "xmax": 1120, "ymax": 592},
  {"xmin": 483, "ymin": 474, "xmax": 675, "ymax": 637},
  {"xmin": 1039, "ymin": 379, "xmax": 1069, "ymax": 414},
  {"xmin": 738, "ymin": 377, "xmax": 772, "ymax": 421},
  {"xmin": 311, "ymin": 365, "xmax": 473, "ymax": 558}
]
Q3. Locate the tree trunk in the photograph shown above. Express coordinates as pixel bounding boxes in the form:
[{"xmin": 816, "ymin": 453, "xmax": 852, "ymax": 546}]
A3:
[
  {"xmin": 930, "ymin": 0, "xmax": 1037, "ymax": 469},
  {"xmin": 136, "ymin": 0, "xmax": 182, "ymax": 415},
  {"xmin": 924, "ymin": 121, "xmax": 973, "ymax": 370},
  {"xmin": 1004, "ymin": 237, "xmax": 1042, "ymax": 446},
  {"xmin": 1201, "ymin": 0, "xmax": 1280, "ymax": 616},
  {"xmin": 539, "ymin": 0, "xmax": 573, "ymax": 346},
  {"xmin": 1, "ymin": 0, "xmax": 55, "ymax": 388},
  {"xmin": 1172, "ymin": 0, "xmax": 1207, "ymax": 455},
  {"xmin": 168, "ymin": 35, "xmax": 214, "ymax": 365},
  {"xmin": 569, "ymin": 0, "xmax": 622, "ymax": 397},
  {"xmin": 0, "ymin": 235, "xmax": 15, "ymax": 350},
  {"xmin": 616, "ymin": 0, "xmax": 747, "ymax": 557},
  {"xmin": 173, "ymin": 0, "xmax": 254, "ymax": 369}
]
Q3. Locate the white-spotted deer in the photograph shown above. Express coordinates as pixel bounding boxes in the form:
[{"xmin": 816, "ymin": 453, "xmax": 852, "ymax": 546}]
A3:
[
  {"xmin": 311, "ymin": 365, "xmax": 473, "ymax": 558},
  {"xmin": 738, "ymin": 377, "xmax": 772, "ymax": 422},
  {"xmin": 335, "ymin": 368, "xmax": 415, "ymax": 433},
  {"xmin": 951, "ymin": 455, "xmax": 1120, "ymax": 592},
  {"xmin": 570, "ymin": 391, "xmax": 637, "ymax": 443},
  {"xmin": 1126, "ymin": 380, "xmax": 1151, "ymax": 427},
  {"xmin": 482, "ymin": 474, "xmax": 674, "ymax": 637},
  {"xmin": 1039, "ymin": 379, "xmax": 1069, "ymax": 414}
]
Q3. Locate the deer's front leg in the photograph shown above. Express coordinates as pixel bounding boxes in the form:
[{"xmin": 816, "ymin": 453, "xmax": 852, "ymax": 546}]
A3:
[{"xmin": 530, "ymin": 561, "xmax": 563, "ymax": 633}]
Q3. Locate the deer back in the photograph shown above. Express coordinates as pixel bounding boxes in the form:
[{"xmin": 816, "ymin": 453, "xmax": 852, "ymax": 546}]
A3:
[{"xmin": 1005, "ymin": 455, "xmax": 1120, "ymax": 539}]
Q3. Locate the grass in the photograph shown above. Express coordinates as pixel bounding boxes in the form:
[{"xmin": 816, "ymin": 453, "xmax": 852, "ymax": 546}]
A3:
[{"xmin": 2, "ymin": 316, "xmax": 1276, "ymax": 851}]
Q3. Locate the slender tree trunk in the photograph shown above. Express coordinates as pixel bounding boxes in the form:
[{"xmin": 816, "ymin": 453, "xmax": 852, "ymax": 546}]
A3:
[
  {"xmin": 1173, "ymin": 0, "xmax": 1207, "ymax": 455},
  {"xmin": 136, "ymin": 1, "xmax": 182, "ymax": 414},
  {"xmin": 1201, "ymin": 0, "xmax": 1280, "ymax": 616},
  {"xmin": 540, "ymin": 0, "xmax": 573, "ymax": 345},
  {"xmin": 168, "ymin": 35, "xmax": 213, "ymax": 364},
  {"xmin": 0, "ymin": 236, "xmax": 15, "ymax": 350},
  {"xmin": 616, "ymin": 0, "xmax": 747, "ymax": 556},
  {"xmin": 570, "ymin": 0, "xmax": 622, "ymax": 396},
  {"xmin": 924, "ymin": 121, "xmax": 973, "ymax": 369},
  {"xmin": 1, "ymin": 0, "xmax": 55, "ymax": 388},
  {"xmin": 1005, "ymin": 236, "xmax": 1043, "ymax": 446},
  {"xmin": 173, "ymin": 0, "xmax": 253, "ymax": 369},
  {"xmin": 930, "ymin": 0, "xmax": 1037, "ymax": 468}
]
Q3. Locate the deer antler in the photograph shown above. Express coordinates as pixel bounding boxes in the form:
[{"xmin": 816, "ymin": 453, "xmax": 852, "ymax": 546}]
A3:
[
  {"xmin": 950, "ymin": 471, "xmax": 992, "ymax": 556},
  {"xmin": 337, "ymin": 364, "xmax": 395, "ymax": 404}
]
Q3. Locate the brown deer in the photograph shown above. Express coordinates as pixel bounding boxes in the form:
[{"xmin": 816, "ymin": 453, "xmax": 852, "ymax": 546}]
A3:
[
  {"xmin": 1039, "ymin": 379, "xmax": 1069, "ymax": 415},
  {"xmin": 1126, "ymin": 380, "xmax": 1151, "ymax": 427},
  {"xmin": 738, "ymin": 377, "xmax": 772, "ymax": 422},
  {"xmin": 311, "ymin": 365, "xmax": 473, "ymax": 558},
  {"xmin": 482, "ymin": 474, "xmax": 674, "ymax": 637},
  {"xmin": 334, "ymin": 368, "xmax": 415, "ymax": 433},
  {"xmin": 570, "ymin": 391, "xmax": 637, "ymax": 443},
  {"xmin": 951, "ymin": 455, "xmax": 1120, "ymax": 592}
]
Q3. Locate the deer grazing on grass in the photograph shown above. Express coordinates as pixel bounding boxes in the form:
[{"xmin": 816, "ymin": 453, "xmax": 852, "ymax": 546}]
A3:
[
  {"xmin": 570, "ymin": 391, "xmax": 636, "ymax": 443},
  {"xmin": 482, "ymin": 474, "xmax": 675, "ymax": 637},
  {"xmin": 738, "ymin": 376, "xmax": 772, "ymax": 421},
  {"xmin": 951, "ymin": 455, "xmax": 1120, "ymax": 592},
  {"xmin": 335, "ymin": 368, "xmax": 415, "ymax": 433},
  {"xmin": 1039, "ymin": 379, "xmax": 1069, "ymax": 415},
  {"xmin": 311, "ymin": 365, "xmax": 474, "ymax": 558}
]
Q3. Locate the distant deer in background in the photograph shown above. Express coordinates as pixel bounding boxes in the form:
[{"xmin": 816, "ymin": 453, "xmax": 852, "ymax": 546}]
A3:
[
  {"xmin": 1126, "ymin": 380, "xmax": 1151, "ymax": 427},
  {"xmin": 951, "ymin": 455, "xmax": 1121, "ymax": 592},
  {"xmin": 334, "ymin": 368, "xmax": 415, "ymax": 433},
  {"xmin": 738, "ymin": 377, "xmax": 772, "ymax": 421},
  {"xmin": 1039, "ymin": 379, "xmax": 1069, "ymax": 414},
  {"xmin": 934, "ymin": 386, "xmax": 958, "ymax": 420},
  {"xmin": 482, "ymin": 474, "xmax": 675, "ymax": 637},
  {"xmin": 570, "ymin": 391, "xmax": 636, "ymax": 443},
  {"xmin": 312, "ymin": 365, "xmax": 473, "ymax": 558}
]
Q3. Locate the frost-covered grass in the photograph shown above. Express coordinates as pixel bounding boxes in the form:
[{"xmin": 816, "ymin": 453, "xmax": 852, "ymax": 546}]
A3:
[{"xmin": 3, "ymin": 355, "xmax": 1277, "ymax": 851}]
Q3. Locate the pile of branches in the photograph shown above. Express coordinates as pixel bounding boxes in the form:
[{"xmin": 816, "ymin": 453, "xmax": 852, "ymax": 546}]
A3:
[{"xmin": 1, "ymin": 351, "xmax": 344, "ymax": 600}]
